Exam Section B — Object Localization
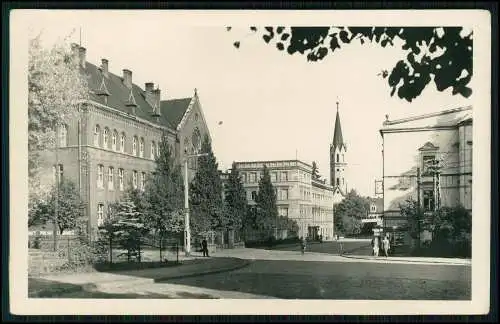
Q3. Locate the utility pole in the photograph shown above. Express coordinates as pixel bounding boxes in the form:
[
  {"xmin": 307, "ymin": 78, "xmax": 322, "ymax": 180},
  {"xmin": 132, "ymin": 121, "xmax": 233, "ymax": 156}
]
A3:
[
  {"xmin": 416, "ymin": 167, "xmax": 421, "ymax": 249},
  {"xmin": 53, "ymin": 124, "xmax": 59, "ymax": 252}
]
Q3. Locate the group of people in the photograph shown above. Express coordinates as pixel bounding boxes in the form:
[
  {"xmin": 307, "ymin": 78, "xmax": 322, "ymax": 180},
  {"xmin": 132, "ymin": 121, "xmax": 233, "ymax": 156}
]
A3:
[{"xmin": 371, "ymin": 235, "xmax": 391, "ymax": 257}]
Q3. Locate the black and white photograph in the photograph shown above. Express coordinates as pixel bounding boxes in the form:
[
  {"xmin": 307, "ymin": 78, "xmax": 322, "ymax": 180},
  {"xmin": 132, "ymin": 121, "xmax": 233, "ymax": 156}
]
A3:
[{"xmin": 8, "ymin": 9, "xmax": 491, "ymax": 315}]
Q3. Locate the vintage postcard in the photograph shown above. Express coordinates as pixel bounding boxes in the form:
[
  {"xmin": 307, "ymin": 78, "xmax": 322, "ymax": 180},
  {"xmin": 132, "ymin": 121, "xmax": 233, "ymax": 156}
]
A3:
[{"xmin": 9, "ymin": 9, "xmax": 491, "ymax": 315}]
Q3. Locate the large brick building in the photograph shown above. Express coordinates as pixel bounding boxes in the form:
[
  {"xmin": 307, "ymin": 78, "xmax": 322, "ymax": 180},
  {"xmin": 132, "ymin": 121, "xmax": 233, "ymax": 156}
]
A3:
[{"xmin": 37, "ymin": 43, "xmax": 212, "ymax": 237}]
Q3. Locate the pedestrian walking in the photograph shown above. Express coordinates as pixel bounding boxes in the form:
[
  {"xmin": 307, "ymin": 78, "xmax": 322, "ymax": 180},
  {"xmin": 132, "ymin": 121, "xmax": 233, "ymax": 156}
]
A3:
[
  {"xmin": 202, "ymin": 238, "xmax": 209, "ymax": 257},
  {"xmin": 300, "ymin": 237, "xmax": 307, "ymax": 255},
  {"xmin": 337, "ymin": 234, "xmax": 344, "ymax": 255},
  {"xmin": 382, "ymin": 235, "xmax": 390, "ymax": 257},
  {"xmin": 373, "ymin": 236, "xmax": 380, "ymax": 257}
]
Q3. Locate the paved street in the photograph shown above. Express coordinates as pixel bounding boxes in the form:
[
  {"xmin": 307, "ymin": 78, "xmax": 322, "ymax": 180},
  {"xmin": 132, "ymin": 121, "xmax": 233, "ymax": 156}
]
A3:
[
  {"xmin": 164, "ymin": 258, "xmax": 471, "ymax": 300},
  {"xmin": 32, "ymin": 247, "xmax": 471, "ymax": 300},
  {"xmin": 159, "ymin": 247, "xmax": 471, "ymax": 300}
]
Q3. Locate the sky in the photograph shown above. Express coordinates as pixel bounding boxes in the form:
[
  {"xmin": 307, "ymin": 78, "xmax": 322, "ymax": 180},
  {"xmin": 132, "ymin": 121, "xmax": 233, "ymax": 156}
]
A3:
[{"xmin": 26, "ymin": 11, "xmax": 472, "ymax": 197}]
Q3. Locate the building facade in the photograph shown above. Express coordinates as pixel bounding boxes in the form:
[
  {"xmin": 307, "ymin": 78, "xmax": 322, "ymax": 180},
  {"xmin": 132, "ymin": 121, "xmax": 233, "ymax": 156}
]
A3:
[
  {"xmin": 37, "ymin": 43, "xmax": 212, "ymax": 236},
  {"xmin": 234, "ymin": 160, "xmax": 335, "ymax": 240},
  {"xmin": 380, "ymin": 106, "xmax": 473, "ymax": 242},
  {"xmin": 330, "ymin": 102, "xmax": 348, "ymax": 204}
]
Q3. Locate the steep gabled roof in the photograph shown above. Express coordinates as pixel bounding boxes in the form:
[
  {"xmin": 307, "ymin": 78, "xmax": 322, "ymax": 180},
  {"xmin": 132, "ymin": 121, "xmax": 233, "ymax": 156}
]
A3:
[
  {"xmin": 369, "ymin": 197, "xmax": 384, "ymax": 212},
  {"xmin": 160, "ymin": 98, "xmax": 193, "ymax": 129},
  {"xmin": 83, "ymin": 61, "xmax": 194, "ymax": 131}
]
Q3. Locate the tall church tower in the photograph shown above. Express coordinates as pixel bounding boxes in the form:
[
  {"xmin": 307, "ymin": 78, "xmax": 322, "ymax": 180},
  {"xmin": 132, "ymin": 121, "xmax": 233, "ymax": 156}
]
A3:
[{"xmin": 330, "ymin": 102, "xmax": 348, "ymax": 195}]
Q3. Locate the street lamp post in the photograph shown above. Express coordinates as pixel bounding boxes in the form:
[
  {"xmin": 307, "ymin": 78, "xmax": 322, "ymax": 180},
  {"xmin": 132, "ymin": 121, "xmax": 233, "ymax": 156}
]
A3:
[{"xmin": 183, "ymin": 152, "xmax": 208, "ymax": 256}]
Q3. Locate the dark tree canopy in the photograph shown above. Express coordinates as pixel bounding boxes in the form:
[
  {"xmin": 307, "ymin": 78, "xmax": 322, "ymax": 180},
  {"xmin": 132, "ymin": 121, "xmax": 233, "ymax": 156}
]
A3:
[
  {"xmin": 228, "ymin": 26, "xmax": 472, "ymax": 102},
  {"xmin": 224, "ymin": 162, "xmax": 248, "ymax": 231},
  {"xmin": 190, "ymin": 135, "xmax": 226, "ymax": 236}
]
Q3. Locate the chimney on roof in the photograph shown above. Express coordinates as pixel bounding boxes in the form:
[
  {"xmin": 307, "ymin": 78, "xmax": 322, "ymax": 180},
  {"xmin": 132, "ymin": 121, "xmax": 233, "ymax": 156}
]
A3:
[
  {"xmin": 152, "ymin": 87, "xmax": 161, "ymax": 119},
  {"xmin": 101, "ymin": 59, "xmax": 109, "ymax": 78},
  {"xmin": 78, "ymin": 47, "xmax": 86, "ymax": 68},
  {"xmin": 71, "ymin": 43, "xmax": 79, "ymax": 61},
  {"xmin": 145, "ymin": 82, "xmax": 159, "ymax": 115},
  {"xmin": 122, "ymin": 69, "xmax": 132, "ymax": 89}
]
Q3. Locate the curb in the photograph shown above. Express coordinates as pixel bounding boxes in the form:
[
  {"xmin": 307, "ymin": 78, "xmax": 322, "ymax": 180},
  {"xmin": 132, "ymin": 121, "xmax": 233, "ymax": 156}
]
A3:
[
  {"xmin": 340, "ymin": 254, "xmax": 471, "ymax": 266},
  {"xmin": 154, "ymin": 259, "xmax": 252, "ymax": 282}
]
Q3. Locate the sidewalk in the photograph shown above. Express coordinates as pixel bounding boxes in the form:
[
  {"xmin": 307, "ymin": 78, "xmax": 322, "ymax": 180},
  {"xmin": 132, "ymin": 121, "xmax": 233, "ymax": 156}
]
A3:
[
  {"xmin": 213, "ymin": 248, "xmax": 471, "ymax": 266},
  {"xmin": 340, "ymin": 254, "xmax": 472, "ymax": 265},
  {"xmin": 37, "ymin": 256, "xmax": 251, "ymax": 294}
]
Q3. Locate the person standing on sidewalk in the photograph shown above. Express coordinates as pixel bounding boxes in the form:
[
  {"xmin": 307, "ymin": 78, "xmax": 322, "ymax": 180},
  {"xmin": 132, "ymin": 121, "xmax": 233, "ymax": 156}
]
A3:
[
  {"xmin": 300, "ymin": 237, "xmax": 307, "ymax": 255},
  {"xmin": 382, "ymin": 235, "xmax": 390, "ymax": 257},
  {"xmin": 373, "ymin": 236, "xmax": 380, "ymax": 257},
  {"xmin": 202, "ymin": 239, "xmax": 209, "ymax": 257}
]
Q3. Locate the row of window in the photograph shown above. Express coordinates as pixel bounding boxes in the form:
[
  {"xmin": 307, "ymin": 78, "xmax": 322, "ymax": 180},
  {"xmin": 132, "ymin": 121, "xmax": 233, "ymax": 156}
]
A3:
[
  {"xmin": 241, "ymin": 171, "xmax": 289, "ymax": 183},
  {"xmin": 93, "ymin": 125, "xmax": 169, "ymax": 160},
  {"xmin": 96, "ymin": 164, "xmax": 146, "ymax": 191},
  {"xmin": 248, "ymin": 188, "xmax": 289, "ymax": 201}
]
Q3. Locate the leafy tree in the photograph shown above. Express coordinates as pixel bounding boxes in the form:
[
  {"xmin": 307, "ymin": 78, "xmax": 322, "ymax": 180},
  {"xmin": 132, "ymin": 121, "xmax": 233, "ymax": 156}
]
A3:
[
  {"xmin": 228, "ymin": 26, "xmax": 472, "ymax": 102},
  {"xmin": 425, "ymin": 204, "xmax": 471, "ymax": 255},
  {"xmin": 333, "ymin": 189, "xmax": 369, "ymax": 236},
  {"xmin": 189, "ymin": 135, "xmax": 226, "ymax": 237},
  {"xmin": 254, "ymin": 165, "xmax": 279, "ymax": 235},
  {"xmin": 28, "ymin": 34, "xmax": 89, "ymax": 207},
  {"xmin": 143, "ymin": 133, "xmax": 185, "ymax": 242},
  {"xmin": 112, "ymin": 198, "xmax": 148, "ymax": 262},
  {"xmin": 32, "ymin": 179, "xmax": 84, "ymax": 235},
  {"xmin": 399, "ymin": 197, "xmax": 424, "ymax": 240},
  {"xmin": 311, "ymin": 161, "xmax": 321, "ymax": 181},
  {"xmin": 224, "ymin": 162, "xmax": 248, "ymax": 231}
]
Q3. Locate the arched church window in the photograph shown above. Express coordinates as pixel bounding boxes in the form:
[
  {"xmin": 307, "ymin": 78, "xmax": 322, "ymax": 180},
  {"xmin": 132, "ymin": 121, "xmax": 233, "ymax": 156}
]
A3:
[
  {"xmin": 336, "ymin": 154, "xmax": 339, "ymax": 163},
  {"xmin": 336, "ymin": 178, "xmax": 340, "ymax": 186},
  {"xmin": 192, "ymin": 128, "xmax": 201, "ymax": 153},
  {"xmin": 342, "ymin": 154, "xmax": 345, "ymax": 162}
]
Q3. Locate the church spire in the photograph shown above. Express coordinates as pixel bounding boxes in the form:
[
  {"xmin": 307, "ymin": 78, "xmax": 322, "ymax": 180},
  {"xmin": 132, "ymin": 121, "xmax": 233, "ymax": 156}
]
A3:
[{"xmin": 332, "ymin": 101, "xmax": 345, "ymax": 150}]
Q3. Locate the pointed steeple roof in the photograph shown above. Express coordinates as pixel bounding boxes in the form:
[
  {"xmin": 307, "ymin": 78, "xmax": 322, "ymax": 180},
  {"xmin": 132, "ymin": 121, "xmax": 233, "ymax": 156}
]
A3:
[{"xmin": 332, "ymin": 101, "xmax": 345, "ymax": 150}]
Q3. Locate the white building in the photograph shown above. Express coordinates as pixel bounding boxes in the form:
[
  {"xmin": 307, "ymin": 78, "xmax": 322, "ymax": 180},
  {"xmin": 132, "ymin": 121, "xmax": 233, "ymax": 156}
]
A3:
[
  {"xmin": 380, "ymin": 106, "xmax": 472, "ymax": 240},
  {"xmin": 235, "ymin": 160, "xmax": 335, "ymax": 240}
]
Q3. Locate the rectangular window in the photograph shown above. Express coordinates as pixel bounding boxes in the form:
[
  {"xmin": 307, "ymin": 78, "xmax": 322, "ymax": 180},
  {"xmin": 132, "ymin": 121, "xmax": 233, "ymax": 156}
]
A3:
[
  {"xmin": 97, "ymin": 165, "xmax": 104, "ymax": 188},
  {"xmin": 240, "ymin": 173, "xmax": 246, "ymax": 183},
  {"xmin": 281, "ymin": 172, "xmax": 288, "ymax": 182},
  {"xmin": 251, "ymin": 191, "xmax": 257, "ymax": 201},
  {"xmin": 271, "ymin": 172, "xmax": 278, "ymax": 182},
  {"xmin": 141, "ymin": 172, "xmax": 146, "ymax": 191},
  {"xmin": 281, "ymin": 188, "xmax": 288, "ymax": 200},
  {"xmin": 250, "ymin": 172, "xmax": 256, "ymax": 183},
  {"xmin": 108, "ymin": 167, "xmax": 114, "ymax": 190},
  {"xmin": 133, "ymin": 170, "xmax": 138, "ymax": 189},
  {"xmin": 118, "ymin": 168, "xmax": 124, "ymax": 191},
  {"xmin": 423, "ymin": 189, "xmax": 435, "ymax": 211},
  {"xmin": 97, "ymin": 203, "xmax": 104, "ymax": 227}
]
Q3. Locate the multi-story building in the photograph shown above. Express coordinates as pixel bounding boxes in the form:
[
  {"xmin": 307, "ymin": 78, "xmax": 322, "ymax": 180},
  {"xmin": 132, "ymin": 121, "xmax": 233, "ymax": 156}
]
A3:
[
  {"xmin": 380, "ymin": 105, "xmax": 472, "ymax": 243},
  {"xmin": 36, "ymin": 43, "xmax": 212, "ymax": 237},
  {"xmin": 234, "ymin": 160, "xmax": 335, "ymax": 240}
]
